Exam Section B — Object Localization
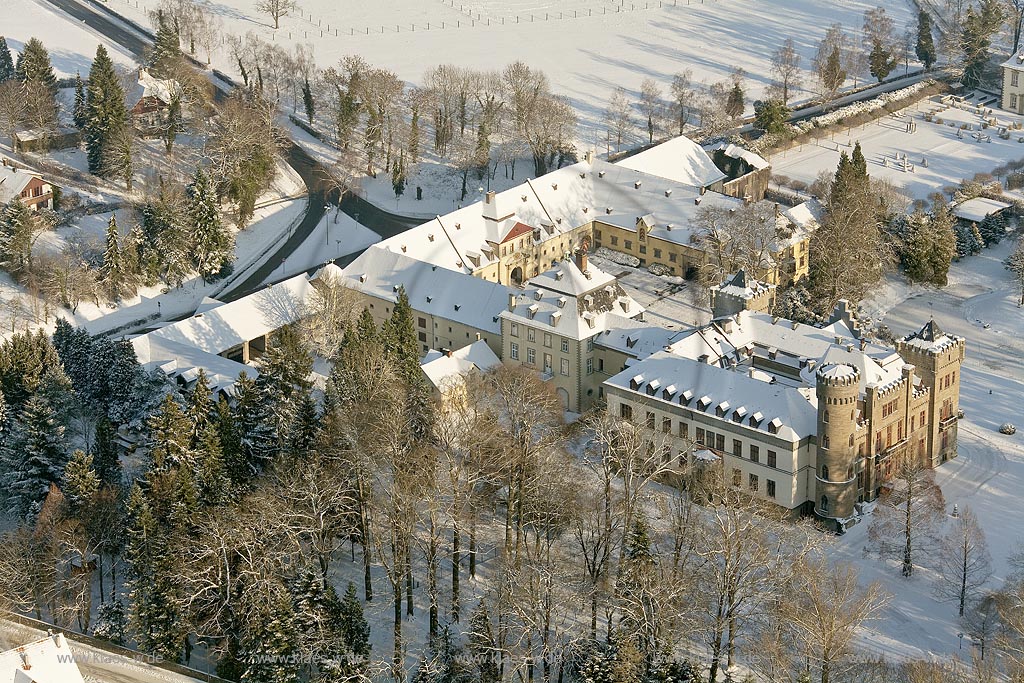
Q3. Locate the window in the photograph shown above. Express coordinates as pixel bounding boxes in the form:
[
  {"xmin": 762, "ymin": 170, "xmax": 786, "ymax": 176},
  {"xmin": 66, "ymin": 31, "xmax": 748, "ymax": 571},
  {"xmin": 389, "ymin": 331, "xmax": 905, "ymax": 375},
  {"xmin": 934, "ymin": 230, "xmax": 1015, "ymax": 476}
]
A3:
[
  {"xmin": 679, "ymin": 422, "xmax": 689, "ymax": 439},
  {"xmin": 733, "ymin": 439, "xmax": 742, "ymax": 456},
  {"xmin": 823, "ymin": 410, "xmax": 829, "ymax": 423},
  {"xmin": 669, "ymin": 253, "xmax": 677, "ymax": 263},
  {"xmin": 716, "ymin": 434, "xmax": 725, "ymax": 451},
  {"xmin": 639, "ymin": 245, "xmax": 647, "ymax": 254},
  {"xmin": 822, "ymin": 435, "xmax": 830, "ymax": 449},
  {"xmin": 696, "ymin": 428, "xmax": 705, "ymax": 445},
  {"xmin": 510, "ymin": 342, "xmax": 519, "ymax": 360},
  {"xmin": 820, "ymin": 495, "xmax": 829, "ymax": 513},
  {"xmin": 418, "ymin": 317, "xmax": 427, "ymax": 328},
  {"xmin": 544, "ymin": 333, "xmax": 552, "ymax": 348},
  {"xmin": 527, "ymin": 328, "xmax": 536, "ymax": 343},
  {"xmin": 560, "ymin": 358, "xmax": 570, "ymax": 376},
  {"xmin": 705, "ymin": 430, "xmax": 714, "ymax": 447},
  {"xmin": 821, "ymin": 465, "xmax": 829, "ymax": 481},
  {"xmin": 543, "ymin": 353, "xmax": 552, "ymax": 374},
  {"xmin": 653, "ymin": 248, "xmax": 662, "ymax": 258},
  {"xmin": 594, "ymin": 229, "xmax": 602, "ymax": 241},
  {"xmin": 611, "ymin": 235, "xmax": 619, "ymax": 246},
  {"xmin": 750, "ymin": 445, "xmax": 760, "ymax": 463},
  {"xmin": 586, "ymin": 357, "xmax": 594, "ymax": 375},
  {"xmin": 1013, "ymin": 94, "xmax": 1020, "ymax": 110},
  {"xmin": 663, "ymin": 417, "xmax": 672, "ymax": 434},
  {"xmin": 624, "ymin": 240, "xmax": 632, "ymax": 250},
  {"xmin": 646, "ymin": 411, "xmax": 656, "ymax": 429},
  {"xmin": 418, "ymin": 331, "xmax": 427, "ymax": 342},
  {"xmin": 527, "ymin": 348, "xmax": 536, "ymax": 365},
  {"xmin": 598, "ymin": 358, "xmax": 604, "ymax": 371},
  {"xmin": 620, "ymin": 403, "xmax": 633, "ymax": 420},
  {"xmin": 767, "ymin": 450, "xmax": 777, "ymax": 468},
  {"xmin": 510, "ymin": 323, "xmax": 519, "ymax": 337},
  {"xmin": 766, "ymin": 479, "xmax": 776, "ymax": 498},
  {"xmin": 586, "ymin": 338, "xmax": 594, "ymax": 352},
  {"xmin": 561, "ymin": 338, "xmax": 570, "ymax": 353},
  {"xmin": 748, "ymin": 473, "xmax": 759, "ymax": 492},
  {"xmin": 1014, "ymin": 72, "xmax": 1021, "ymax": 88},
  {"xmin": 732, "ymin": 468, "xmax": 742, "ymax": 487}
]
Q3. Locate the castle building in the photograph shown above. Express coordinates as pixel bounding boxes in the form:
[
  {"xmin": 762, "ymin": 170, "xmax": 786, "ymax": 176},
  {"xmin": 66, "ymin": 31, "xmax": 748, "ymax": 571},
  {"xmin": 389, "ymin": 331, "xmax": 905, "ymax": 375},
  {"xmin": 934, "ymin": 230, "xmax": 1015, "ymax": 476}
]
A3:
[{"xmin": 602, "ymin": 276, "xmax": 965, "ymax": 527}]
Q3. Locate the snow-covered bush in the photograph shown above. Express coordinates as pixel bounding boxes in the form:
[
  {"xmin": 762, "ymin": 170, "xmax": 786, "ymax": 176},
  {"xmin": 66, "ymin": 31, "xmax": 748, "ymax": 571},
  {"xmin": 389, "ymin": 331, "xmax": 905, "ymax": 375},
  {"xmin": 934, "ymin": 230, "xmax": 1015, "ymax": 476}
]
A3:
[
  {"xmin": 648, "ymin": 263, "xmax": 671, "ymax": 276},
  {"xmin": 1000, "ymin": 423, "xmax": 1017, "ymax": 435},
  {"xmin": 594, "ymin": 247, "xmax": 640, "ymax": 268},
  {"xmin": 791, "ymin": 81, "xmax": 935, "ymax": 136}
]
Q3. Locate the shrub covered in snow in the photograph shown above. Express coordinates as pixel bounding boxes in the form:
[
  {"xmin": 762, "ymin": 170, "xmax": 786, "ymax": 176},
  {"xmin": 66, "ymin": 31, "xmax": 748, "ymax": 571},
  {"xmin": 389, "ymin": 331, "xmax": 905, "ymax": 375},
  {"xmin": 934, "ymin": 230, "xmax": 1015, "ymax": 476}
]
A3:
[
  {"xmin": 791, "ymin": 81, "xmax": 936, "ymax": 136},
  {"xmin": 648, "ymin": 263, "xmax": 671, "ymax": 276},
  {"xmin": 595, "ymin": 247, "xmax": 641, "ymax": 268},
  {"xmin": 1000, "ymin": 423, "xmax": 1017, "ymax": 435}
]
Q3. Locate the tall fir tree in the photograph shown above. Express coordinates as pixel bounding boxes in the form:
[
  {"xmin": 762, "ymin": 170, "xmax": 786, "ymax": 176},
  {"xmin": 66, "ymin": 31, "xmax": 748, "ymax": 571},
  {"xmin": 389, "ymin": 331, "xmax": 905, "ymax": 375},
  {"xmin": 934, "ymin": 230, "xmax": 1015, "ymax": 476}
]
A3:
[
  {"xmin": 214, "ymin": 396, "xmax": 247, "ymax": 488},
  {"xmin": 916, "ymin": 10, "xmax": 936, "ymax": 69},
  {"xmin": 14, "ymin": 38, "xmax": 56, "ymax": 91},
  {"xmin": 338, "ymin": 581, "xmax": 371, "ymax": 664},
  {"xmin": 146, "ymin": 393, "xmax": 193, "ymax": 471},
  {"xmin": 92, "ymin": 416, "xmax": 121, "ymax": 487},
  {"xmin": 149, "ymin": 18, "xmax": 182, "ymax": 78},
  {"xmin": 187, "ymin": 168, "xmax": 232, "ymax": 280},
  {"xmin": 301, "ymin": 78, "xmax": 315, "ymax": 124},
  {"xmin": 4, "ymin": 393, "xmax": 66, "ymax": 519},
  {"xmin": 163, "ymin": 94, "xmax": 181, "ymax": 153},
  {"xmin": 0, "ymin": 197, "xmax": 38, "ymax": 273},
  {"xmin": 100, "ymin": 214, "xmax": 126, "ymax": 298},
  {"xmin": 186, "ymin": 369, "xmax": 213, "ymax": 444},
  {"xmin": 85, "ymin": 45, "xmax": 127, "ymax": 176},
  {"xmin": 193, "ymin": 423, "xmax": 230, "ymax": 507},
  {"xmin": 0, "ymin": 37, "xmax": 14, "ymax": 83},
  {"xmin": 52, "ymin": 319, "xmax": 94, "ymax": 398},
  {"xmin": 233, "ymin": 371, "xmax": 278, "ymax": 476},
  {"xmin": 73, "ymin": 73, "xmax": 88, "ymax": 129},
  {"xmin": 0, "ymin": 329, "xmax": 61, "ymax": 410}
]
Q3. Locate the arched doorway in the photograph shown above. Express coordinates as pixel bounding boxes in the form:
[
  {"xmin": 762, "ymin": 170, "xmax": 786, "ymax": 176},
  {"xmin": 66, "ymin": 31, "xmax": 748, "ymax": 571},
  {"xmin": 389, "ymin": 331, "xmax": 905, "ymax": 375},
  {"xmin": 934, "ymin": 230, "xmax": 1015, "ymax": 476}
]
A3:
[
  {"xmin": 557, "ymin": 387, "xmax": 570, "ymax": 412},
  {"xmin": 510, "ymin": 266, "xmax": 524, "ymax": 285}
]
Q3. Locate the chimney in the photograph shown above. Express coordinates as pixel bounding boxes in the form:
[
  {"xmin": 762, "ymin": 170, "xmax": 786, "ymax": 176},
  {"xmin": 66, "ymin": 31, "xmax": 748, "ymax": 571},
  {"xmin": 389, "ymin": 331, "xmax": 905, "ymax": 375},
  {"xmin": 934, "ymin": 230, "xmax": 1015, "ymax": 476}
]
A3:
[
  {"xmin": 575, "ymin": 248, "xmax": 588, "ymax": 273},
  {"xmin": 584, "ymin": 150, "xmax": 594, "ymax": 164},
  {"xmin": 444, "ymin": 349, "xmax": 453, "ymax": 358},
  {"xmin": 860, "ymin": 337, "xmax": 867, "ymax": 351},
  {"xmin": 508, "ymin": 293, "xmax": 516, "ymax": 311},
  {"xmin": 485, "ymin": 190, "xmax": 495, "ymax": 204}
]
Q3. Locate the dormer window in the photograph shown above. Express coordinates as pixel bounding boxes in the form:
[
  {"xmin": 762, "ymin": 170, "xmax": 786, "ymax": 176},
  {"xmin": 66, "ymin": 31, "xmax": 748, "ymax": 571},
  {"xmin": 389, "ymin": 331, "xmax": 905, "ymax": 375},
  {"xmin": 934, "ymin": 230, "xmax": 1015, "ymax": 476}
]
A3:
[
  {"xmin": 768, "ymin": 418, "xmax": 782, "ymax": 434},
  {"xmin": 557, "ymin": 297, "xmax": 567, "ymax": 308},
  {"xmin": 733, "ymin": 406, "xmax": 747, "ymax": 422},
  {"xmin": 663, "ymin": 384, "xmax": 677, "ymax": 401},
  {"xmin": 646, "ymin": 380, "xmax": 660, "ymax": 396},
  {"xmin": 715, "ymin": 401, "xmax": 730, "ymax": 417},
  {"xmin": 680, "ymin": 390, "xmax": 693, "ymax": 405},
  {"xmin": 630, "ymin": 374, "xmax": 644, "ymax": 391},
  {"xmin": 697, "ymin": 396, "xmax": 711, "ymax": 411},
  {"xmin": 749, "ymin": 411, "xmax": 763, "ymax": 427},
  {"xmin": 528, "ymin": 304, "xmax": 539, "ymax": 319},
  {"xmin": 535, "ymin": 289, "xmax": 545, "ymax": 301}
]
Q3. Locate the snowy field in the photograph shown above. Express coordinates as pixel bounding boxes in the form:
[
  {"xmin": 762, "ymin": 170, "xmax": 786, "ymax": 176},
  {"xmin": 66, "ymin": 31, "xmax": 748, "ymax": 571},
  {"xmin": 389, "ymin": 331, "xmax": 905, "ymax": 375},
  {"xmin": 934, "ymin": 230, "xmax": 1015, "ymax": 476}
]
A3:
[
  {"xmin": 832, "ymin": 238, "xmax": 1024, "ymax": 663},
  {"xmin": 772, "ymin": 93, "xmax": 1024, "ymax": 204},
  {"xmin": 100, "ymin": 0, "xmax": 916, "ymax": 134}
]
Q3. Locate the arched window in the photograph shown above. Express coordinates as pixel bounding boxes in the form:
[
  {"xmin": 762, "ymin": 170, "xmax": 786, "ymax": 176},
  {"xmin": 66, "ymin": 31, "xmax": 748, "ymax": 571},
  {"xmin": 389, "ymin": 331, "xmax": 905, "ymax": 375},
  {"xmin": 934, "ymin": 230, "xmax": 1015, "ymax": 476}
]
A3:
[
  {"xmin": 821, "ymin": 465, "xmax": 830, "ymax": 480},
  {"xmin": 847, "ymin": 466, "xmax": 854, "ymax": 479},
  {"xmin": 849, "ymin": 434, "xmax": 855, "ymax": 447},
  {"xmin": 823, "ymin": 410, "xmax": 830, "ymax": 423},
  {"xmin": 822, "ymin": 435, "xmax": 830, "ymax": 449},
  {"xmin": 820, "ymin": 495, "xmax": 829, "ymax": 512}
]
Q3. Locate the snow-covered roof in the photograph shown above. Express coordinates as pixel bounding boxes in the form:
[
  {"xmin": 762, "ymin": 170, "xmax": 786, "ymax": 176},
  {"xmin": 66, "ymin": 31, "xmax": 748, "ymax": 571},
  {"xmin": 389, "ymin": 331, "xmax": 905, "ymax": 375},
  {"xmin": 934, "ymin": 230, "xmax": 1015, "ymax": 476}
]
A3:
[
  {"xmin": 711, "ymin": 270, "xmax": 774, "ymax": 301},
  {"xmin": 1002, "ymin": 50, "xmax": 1024, "ymax": 72},
  {"xmin": 0, "ymin": 162, "xmax": 41, "ymax": 204},
  {"xmin": 606, "ymin": 351, "xmax": 817, "ymax": 442},
  {"xmin": 596, "ymin": 314, "xmax": 689, "ymax": 357},
  {"xmin": 500, "ymin": 258, "xmax": 644, "ymax": 339},
  {"xmin": 952, "ymin": 197, "xmax": 1011, "ymax": 222},
  {"xmin": 420, "ymin": 340, "xmax": 501, "ymax": 393},
  {"xmin": 617, "ymin": 135, "xmax": 727, "ymax": 188},
  {"xmin": 124, "ymin": 68, "xmax": 181, "ymax": 109},
  {"xmin": 342, "ymin": 246, "xmax": 511, "ymax": 334},
  {"xmin": 0, "ymin": 633, "xmax": 86, "ymax": 683},
  {"xmin": 711, "ymin": 142, "xmax": 770, "ymax": 171},
  {"xmin": 899, "ymin": 319, "xmax": 962, "ymax": 354}
]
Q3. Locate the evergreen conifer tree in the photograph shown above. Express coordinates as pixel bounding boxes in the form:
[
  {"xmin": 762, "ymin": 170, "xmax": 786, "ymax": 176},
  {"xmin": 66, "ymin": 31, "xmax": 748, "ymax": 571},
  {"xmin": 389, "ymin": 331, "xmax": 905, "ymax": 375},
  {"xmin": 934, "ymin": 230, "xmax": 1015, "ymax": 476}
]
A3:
[
  {"xmin": 194, "ymin": 423, "xmax": 230, "ymax": 506},
  {"xmin": 15, "ymin": 38, "xmax": 56, "ymax": 92},
  {"xmin": 468, "ymin": 601, "xmax": 499, "ymax": 683},
  {"xmin": 339, "ymin": 581, "xmax": 371, "ymax": 664},
  {"xmin": 146, "ymin": 393, "xmax": 193, "ymax": 471},
  {"xmin": 163, "ymin": 94, "xmax": 181, "ymax": 153},
  {"xmin": 100, "ymin": 214, "xmax": 126, "ymax": 298},
  {"xmin": 85, "ymin": 45, "xmax": 127, "ymax": 176},
  {"xmin": 288, "ymin": 390, "xmax": 318, "ymax": 455},
  {"xmin": 187, "ymin": 168, "xmax": 232, "ymax": 280},
  {"xmin": 0, "ymin": 329, "xmax": 61, "ymax": 410},
  {"xmin": 187, "ymin": 370, "xmax": 213, "ymax": 439},
  {"xmin": 916, "ymin": 10, "xmax": 936, "ymax": 69},
  {"xmin": 0, "ymin": 37, "xmax": 14, "ymax": 83},
  {"xmin": 0, "ymin": 197, "xmax": 38, "ymax": 272},
  {"xmin": 92, "ymin": 600, "xmax": 128, "ymax": 644},
  {"xmin": 73, "ymin": 73, "xmax": 88, "ymax": 129},
  {"xmin": 63, "ymin": 449, "xmax": 100, "ymax": 514},
  {"xmin": 150, "ymin": 17, "xmax": 182, "ymax": 78},
  {"xmin": 724, "ymin": 82, "xmax": 744, "ymax": 118},
  {"xmin": 215, "ymin": 396, "xmax": 247, "ymax": 488},
  {"xmin": 301, "ymin": 78, "xmax": 315, "ymax": 124},
  {"xmin": 92, "ymin": 416, "xmax": 121, "ymax": 487},
  {"xmin": 240, "ymin": 594, "xmax": 300, "ymax": 683},
  {"xmin": 5, "ymin": 393, "xmax": 66, "ymax": 518},
  {"xmin": 233, "ymin": 371, "xmax": 278, "ymax": 475},
  {"xmin": 868, "ymin": 38, "xmax": 897, "ymax": 82}
]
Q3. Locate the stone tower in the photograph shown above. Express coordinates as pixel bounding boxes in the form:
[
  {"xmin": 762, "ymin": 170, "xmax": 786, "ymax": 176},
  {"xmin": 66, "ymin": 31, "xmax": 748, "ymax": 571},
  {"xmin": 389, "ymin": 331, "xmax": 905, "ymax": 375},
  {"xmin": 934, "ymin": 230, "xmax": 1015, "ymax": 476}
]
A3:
[
  {"xmin": 709, "ymin": 270, "xmax": 777, "ymax": 319},
  {"xmin": 814, "ymin": 362, "xmax": 862, "ymax": 523},
  {"xmin": 895, "ymin": 319, "xmax": 966, "ymax": 466}
]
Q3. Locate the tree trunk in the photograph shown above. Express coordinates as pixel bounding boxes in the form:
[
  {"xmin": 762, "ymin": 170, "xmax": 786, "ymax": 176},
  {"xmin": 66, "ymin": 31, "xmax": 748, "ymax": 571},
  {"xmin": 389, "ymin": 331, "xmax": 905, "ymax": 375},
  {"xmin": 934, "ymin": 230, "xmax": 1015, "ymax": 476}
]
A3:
[
  {"xmin": 405, "ymin": 538, "xmax": 414, "ymax": 617},
  {"xmin": 469, "ymin": 522, "xmax": 477, "ymax": 577},
  {"xmin": 428, "ymin": 521, "xmax": 438, "ymax": 641},
  {"xmin": 359, "ymin": 485, "xmax": 373, "ymax": 601},
  {"xmin": 451, "ymin": 526, "xmax": 461, "ymax": 621},
  {"xmin": 902, "ymin": 486, "xmax": 914, "ymax": 577},
  {"xmin": 392, "ymin": 578, "xmax": 403, "ymax": 683},
  {"xmin": 98, "ymin": 555, "xmax": 105, "ymax": 604}
]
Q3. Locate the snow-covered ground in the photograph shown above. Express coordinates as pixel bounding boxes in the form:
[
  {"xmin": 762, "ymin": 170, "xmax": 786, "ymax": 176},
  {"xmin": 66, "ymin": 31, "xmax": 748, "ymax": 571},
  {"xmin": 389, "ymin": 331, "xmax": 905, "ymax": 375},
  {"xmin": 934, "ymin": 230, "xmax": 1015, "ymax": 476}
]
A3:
[
  {"xmin": 107, "ymin": 0, "xmax": 914, "ymax": 135},
  {"xmin": 259, "ymin": 206, "xmax": 381, "ymax": 285},
  {"xmin": 772, "ymin": 94, "xmax": 1024, "ymax": 204},
  {"xmin": 6, "ymin": 0, "xmax": 138, "ymax": 77},
  {"xmin": 835, "ymin": 237, "xmax": 1024, "ymax": 663}
]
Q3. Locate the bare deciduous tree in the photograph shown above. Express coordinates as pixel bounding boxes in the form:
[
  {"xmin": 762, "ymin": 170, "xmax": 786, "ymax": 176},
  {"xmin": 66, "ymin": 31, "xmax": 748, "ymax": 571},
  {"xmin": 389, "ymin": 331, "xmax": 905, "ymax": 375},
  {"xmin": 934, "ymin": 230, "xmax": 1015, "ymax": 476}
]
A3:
[
  {"xmin": 637, "ymin": 78, "xmax": 664, "ymax": 144},
  {"xmin": 669, "ymin": 70, "xmax": 694, "ymax": 135},
  {"xmin": 255, "ymin": 0, "xmax": 296, "ymax": 29},
  {"xmin": 770, "ymin": 38, "xmax": 802, "ymax": 103},
  {"xmin": 934, "ymin": 506, "xmax": 992, "ymax": 616}
]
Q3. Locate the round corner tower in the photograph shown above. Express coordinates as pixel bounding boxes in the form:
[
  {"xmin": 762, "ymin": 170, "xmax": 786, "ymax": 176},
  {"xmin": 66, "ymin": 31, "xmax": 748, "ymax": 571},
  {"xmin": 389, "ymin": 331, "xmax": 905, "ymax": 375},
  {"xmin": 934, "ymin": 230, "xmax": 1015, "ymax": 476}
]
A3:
[{"xmin": 814, "ymin": 363, "xmax": 861, "ymax": 522}]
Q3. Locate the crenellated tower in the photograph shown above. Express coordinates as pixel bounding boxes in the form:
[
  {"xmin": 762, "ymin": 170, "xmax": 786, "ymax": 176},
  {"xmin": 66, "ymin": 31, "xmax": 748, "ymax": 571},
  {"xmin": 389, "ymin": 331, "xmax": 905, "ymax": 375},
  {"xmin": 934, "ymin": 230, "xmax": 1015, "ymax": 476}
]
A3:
[{"xmin": 814, "ymin": 362, "xmax": 862, "ymax": 522}]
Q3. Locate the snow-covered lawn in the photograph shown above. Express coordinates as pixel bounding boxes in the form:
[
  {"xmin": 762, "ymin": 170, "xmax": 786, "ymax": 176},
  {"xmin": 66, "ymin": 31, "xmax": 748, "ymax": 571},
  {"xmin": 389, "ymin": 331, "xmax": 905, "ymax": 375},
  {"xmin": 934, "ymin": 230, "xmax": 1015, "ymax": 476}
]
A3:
[
  {"xmin": 106, "ymin": 0, "xmax": 913, "ymax": 135},
  {"xmin": 771, "ymin": 94, "xmax": 1024, "ymax": 204},
  {"xmin": 836, "ymin": 238, "xmax": 1024, "ymax": 663}
]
